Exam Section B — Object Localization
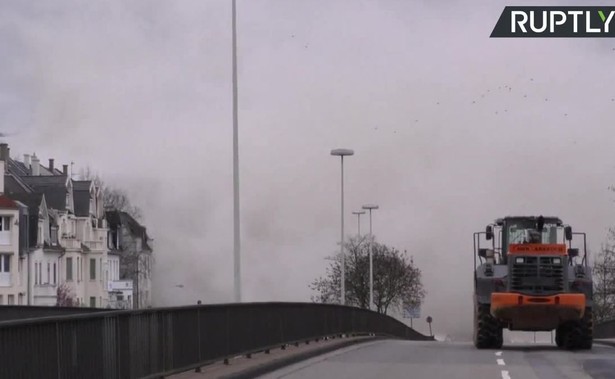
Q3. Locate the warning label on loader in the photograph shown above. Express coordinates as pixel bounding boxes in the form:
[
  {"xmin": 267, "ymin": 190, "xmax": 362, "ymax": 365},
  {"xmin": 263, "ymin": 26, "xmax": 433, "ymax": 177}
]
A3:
[{"xmin": 508, "ymin": 244, "xmax": 567, "ymax": 254}]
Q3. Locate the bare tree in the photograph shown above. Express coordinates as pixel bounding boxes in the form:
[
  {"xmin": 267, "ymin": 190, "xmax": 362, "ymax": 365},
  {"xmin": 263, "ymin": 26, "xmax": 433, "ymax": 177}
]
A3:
[
  {"xmin": 310, "ymin": 236, "xmax": 426, "ymax": 315},
  {"xmin": 79, "ymin": 166, "xmax": 142, "ymax": 220},
  {"xmin": 56, "ymin": 283, "xmax": 78, "ymax": 307},
  {"xmin": 593, "ymin": 227, "xmax": 615, "ymax": 323}
]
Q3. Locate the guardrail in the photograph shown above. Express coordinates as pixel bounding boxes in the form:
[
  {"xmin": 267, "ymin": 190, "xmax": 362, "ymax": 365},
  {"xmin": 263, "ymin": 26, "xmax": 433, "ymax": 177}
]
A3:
[
  {"xmin": 595, "ymin": 318, "xmax": 615, "ymax": 338},
  {"xmin": 0, "ymin": 305, "xmax": 107, "ymax": 322},
  {"xmin": 0, "ymin": 302, "xmax": 431, "ymax": 379}
]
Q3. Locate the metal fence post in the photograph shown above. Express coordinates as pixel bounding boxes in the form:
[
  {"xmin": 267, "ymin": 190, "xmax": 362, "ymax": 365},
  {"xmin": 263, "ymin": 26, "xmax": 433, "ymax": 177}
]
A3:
[
  {"xmin": 56, "ymin": 321, "xmax": 62, "ymax": 379},
  {"xmin": 195, "ymin": 308, "xmax": 202, "ymax": 373}
]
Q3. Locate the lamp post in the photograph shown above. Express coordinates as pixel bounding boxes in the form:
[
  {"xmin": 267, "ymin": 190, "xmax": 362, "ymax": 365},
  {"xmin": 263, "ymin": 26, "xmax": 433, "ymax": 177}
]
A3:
[
  {"xmin": 362, "ymin": 204, "xmax": 379, "ymax": 311},
  {"xmin": 331, "ymin": 148, "xmax": 354, "ymax": 305},
  {"xmin": 232, "ymin": 0, "xmax": 241, "ymax": 303},
  {"xmin": 352, "ymin": 211, "xmax": 365, "ymax": 236}
]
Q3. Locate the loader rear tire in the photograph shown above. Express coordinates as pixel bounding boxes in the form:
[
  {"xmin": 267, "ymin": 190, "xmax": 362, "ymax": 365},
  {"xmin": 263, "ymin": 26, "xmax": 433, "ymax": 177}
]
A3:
[
  {"xmin": 558, "ymin": 307, "xmax": 593, "ymax": 350},
  {"xmin": 474, "ymin": 304, "xmax": 503, "ymax": 349},
  {"xmin": 555, "ymin": 327, "xmax": 565, "ymax": 348},
  {"xmin": 578, "ymin": 307, "xmax": 593, "ymax": 350}
]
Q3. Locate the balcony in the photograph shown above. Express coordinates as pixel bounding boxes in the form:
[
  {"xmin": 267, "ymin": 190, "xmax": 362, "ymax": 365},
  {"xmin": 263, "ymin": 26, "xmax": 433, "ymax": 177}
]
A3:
[
  {"xmin": 61, "ymin": 237, "xmax": 81, "ymax": 250},
  {"xmin": 91, "ymin": 228, "xmax": 107, "ymax": 242},
  {"xmin": 0, "ymin": 231, "xmax": 11, "ymax": 246},
  {"xmin": 33, "ymin": 284, "xmax": 57, "ymax": 298},
  {"xmin": 0, "ymin": 273, "xmax": 12, "ymax": 287},
  {"xmin": 83, "ymin": 241, "xmax": 104, "ymax": 251},
  {"xmin": 108, "ymin": 280, "xmax": 133, "ymax": 292}
]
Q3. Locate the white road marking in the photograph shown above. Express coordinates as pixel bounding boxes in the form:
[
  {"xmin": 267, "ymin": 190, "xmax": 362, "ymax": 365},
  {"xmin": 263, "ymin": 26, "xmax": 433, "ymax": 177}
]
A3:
[
  {"xmin": 495, "ymin": 351, "xmax": 503, "ymax": 356},
  {"xmin": 497, "ymin": 358, "xmax": 506, "ymax": 366},
  {"xmin": 501, "ymin": 370, "xmax": 511, "ymax": 379}
]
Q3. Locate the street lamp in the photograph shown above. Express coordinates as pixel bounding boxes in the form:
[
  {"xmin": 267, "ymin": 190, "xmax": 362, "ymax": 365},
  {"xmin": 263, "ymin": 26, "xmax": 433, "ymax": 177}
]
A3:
[
  {"xmin": 232, "ymin": 0, "xmax": 241, "ymax": 303},
  {"xmin": 331, "ymin": 148, "xmax": 354, "ymax": 306},
  {"xmin": 352, "ymin": 211, "xmax": 366, "ymax": 236},
  {"xmin": 362, "ymin": 204, "xmax": 379, "ymax": 311}
]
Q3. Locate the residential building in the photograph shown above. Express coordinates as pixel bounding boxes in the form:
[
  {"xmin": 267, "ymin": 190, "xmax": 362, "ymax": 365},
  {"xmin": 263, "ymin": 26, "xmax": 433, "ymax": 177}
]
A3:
[
  {"xmin": 1, "ymin": 144, "xmax": 110, "ymax": 308},
  {"xmin": 0, "ymin": 162, "xmax": 27, "ymax": 305},
  {"xmin": 107, "ymin": 253, "xmax": 133, "ymax": 310},
  {"xmin": 8, "ymin": 192, "xmax": 63, "ymax": 306},
  {"xmin": 0, "ymin": 142, "xmax": 153, "ymax": 309},
  {"xmin": 106, "ymin": 210, "xmax": 153, "ymax": 309}
]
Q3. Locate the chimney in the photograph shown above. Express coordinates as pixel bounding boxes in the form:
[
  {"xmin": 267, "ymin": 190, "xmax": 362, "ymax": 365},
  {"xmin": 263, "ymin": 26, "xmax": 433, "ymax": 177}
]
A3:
[
  {"xmin": 49, "ymin": 158, "xmax": 55, "ymax": 173},
  {"xmin": 24, "ymin": 154, "xmax": 31, "ymax": 168},
  {"xmin": 63, "ymin": 164, "xmax": 68, "ymax": 176},
  {"xmin": 0, "ymin": 143, "xmax": 7, "ymax": 162},
  {"xmin": 31, "ymin": 154, "xmax": 40, "ymax": 176}
]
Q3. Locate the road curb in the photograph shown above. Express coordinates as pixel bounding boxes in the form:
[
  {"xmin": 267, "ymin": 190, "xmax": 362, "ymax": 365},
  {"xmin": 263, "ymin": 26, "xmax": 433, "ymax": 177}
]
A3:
[
  {"xmin": 219, "ymin": 336, "xmax": 385, "ymax": 379},
  {"xmin": 595, "ymin": 339, "xmax": 615, "ymax": 348}
]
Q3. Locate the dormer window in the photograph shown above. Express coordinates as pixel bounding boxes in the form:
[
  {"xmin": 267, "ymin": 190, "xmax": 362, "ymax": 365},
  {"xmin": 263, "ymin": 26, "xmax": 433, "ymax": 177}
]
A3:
[{"xmin": 50, "ymin": 227, "xmax": 58, "ymax": 245}]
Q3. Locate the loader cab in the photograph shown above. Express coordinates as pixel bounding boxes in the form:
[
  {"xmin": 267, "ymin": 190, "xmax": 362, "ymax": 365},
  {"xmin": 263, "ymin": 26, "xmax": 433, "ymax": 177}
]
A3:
[{"xmin": 475, "ymin": 215, "xmax": 586, "ymax": 267}]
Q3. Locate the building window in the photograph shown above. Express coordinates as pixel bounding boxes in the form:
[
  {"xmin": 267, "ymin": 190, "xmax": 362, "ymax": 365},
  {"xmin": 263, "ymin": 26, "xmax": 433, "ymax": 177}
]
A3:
[
  {"xmin": 53, "ymin": 263, "xmax": 57, "ymax": 284},
  {"xmin": 77, "ymin": 257, "xmax": 80, "ymax": 281},
  {"xmin": 47, "ymin": 262, "xmax": 50, "ymax": 284},
  {"xmin": 7, "ymin": 295, "xmax": 14, "ymax": 305},
  {"xmin": 51, "ymin": 228, "xmax": 58, "ymax": 245},
  {"xmin": 0, "ymin": 216, "xmax": 11, "ymax": 231},
  {"xmin": 66, "ymin": 257, "xmax": 73, "ymax": 281},
  {"xmin": 90, "ymin": 259, "xmax": 96, "ymax": 280},
  {"xmin": 89, "ymin": 297, "xmax": 96, "ymax": 308},
  {"xmin": 0, "ymin": 254, "xmax": 10, "ymax": 273}
]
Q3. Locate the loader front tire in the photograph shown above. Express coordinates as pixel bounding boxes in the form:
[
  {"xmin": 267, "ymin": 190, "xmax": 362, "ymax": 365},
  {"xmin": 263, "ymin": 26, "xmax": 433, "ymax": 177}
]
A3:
[{"xmin": 474, "ymin": 304, "xmax": 503, "ymax": 349}]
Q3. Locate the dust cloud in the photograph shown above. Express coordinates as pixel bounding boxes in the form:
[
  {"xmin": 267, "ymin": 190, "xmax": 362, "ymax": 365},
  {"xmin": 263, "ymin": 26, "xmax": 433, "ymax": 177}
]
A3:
[{"xmin": 1, "ymin": 0, "xmax": 615, "ymax": 339}]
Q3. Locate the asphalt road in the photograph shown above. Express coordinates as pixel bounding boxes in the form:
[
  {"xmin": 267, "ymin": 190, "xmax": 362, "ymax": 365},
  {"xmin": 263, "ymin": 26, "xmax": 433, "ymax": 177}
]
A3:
[{"xmin": 258, "ymin": 340, "xmax": 615, "ymax": 379}]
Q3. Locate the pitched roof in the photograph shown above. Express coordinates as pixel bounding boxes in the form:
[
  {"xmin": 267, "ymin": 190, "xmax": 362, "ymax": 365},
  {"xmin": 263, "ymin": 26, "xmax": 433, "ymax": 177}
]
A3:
[
  {"xmin": 8, "ymin": 193, "xmax": 44, "ymax": 211},
  {"xmin": 105, "ymin": 210, "xmax": 151, "ymax": 251},
  {"xmin": 7, "ymin": 159, "xmax": 30, "ymax": 177},
  {"xmin": 19, "ymin": 176, "xmax": 68, "ymax": 210},
  {"xmin": 6, "ymin": 192, "xmax": 47, "ymax": 247},
  {"xmin": 4, "ymin": 174, "xmax": 33, "ymax": 194},
  {"xmin": 73, "ymin": 190, "xmax": 90, "ymax": 217},
  {"xmin": 105, "ymin": 210, "xmax": 122, "ymax": 229},
  {"xmin": 73, "ymin": 181, "xmax": 92, "ymax": 191},
  {"xmin": 0, "ymin": 195, "xmax": 19, "ymax": 209},
  {"xmin": 20, "ymin": 176, "xmax": 68, "ymax": 187}
]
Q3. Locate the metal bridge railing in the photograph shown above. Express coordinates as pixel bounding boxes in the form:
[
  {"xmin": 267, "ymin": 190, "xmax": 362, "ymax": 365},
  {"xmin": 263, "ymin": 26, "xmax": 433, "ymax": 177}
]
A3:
[
  {"xmin": 595, "ymin": 318, "xmax": 615, "ymax": 339},
  {"xmin": 0, "ymin": 302, "xmax": 431, "ymax": 379}
]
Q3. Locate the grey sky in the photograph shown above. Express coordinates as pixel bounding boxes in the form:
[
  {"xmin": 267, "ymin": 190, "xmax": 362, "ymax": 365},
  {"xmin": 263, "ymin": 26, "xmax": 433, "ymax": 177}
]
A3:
[{"xmin": 1, "ymin": 0, "xmax": 615, "ymax": 339}]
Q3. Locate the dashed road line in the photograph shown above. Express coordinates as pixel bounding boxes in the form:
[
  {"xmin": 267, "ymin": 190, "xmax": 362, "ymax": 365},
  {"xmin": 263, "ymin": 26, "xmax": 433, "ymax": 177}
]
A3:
[
  {"xmin": 497, "ymin": 358, "xmax": 506, "ymax": 366},
  {"xmin": 501, "ymin": 370, "xmax": 511, "ymax": 379},
  {"xmin": 495, "ymin": 351, "xmax": 503, "ymax": 356}
]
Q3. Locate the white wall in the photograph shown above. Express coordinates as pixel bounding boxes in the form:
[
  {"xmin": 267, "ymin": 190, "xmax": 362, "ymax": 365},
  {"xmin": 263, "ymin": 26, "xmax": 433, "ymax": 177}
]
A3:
[{"xmin": 0, "ymin": 208, "xmax": 24, "ymax": 305}]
